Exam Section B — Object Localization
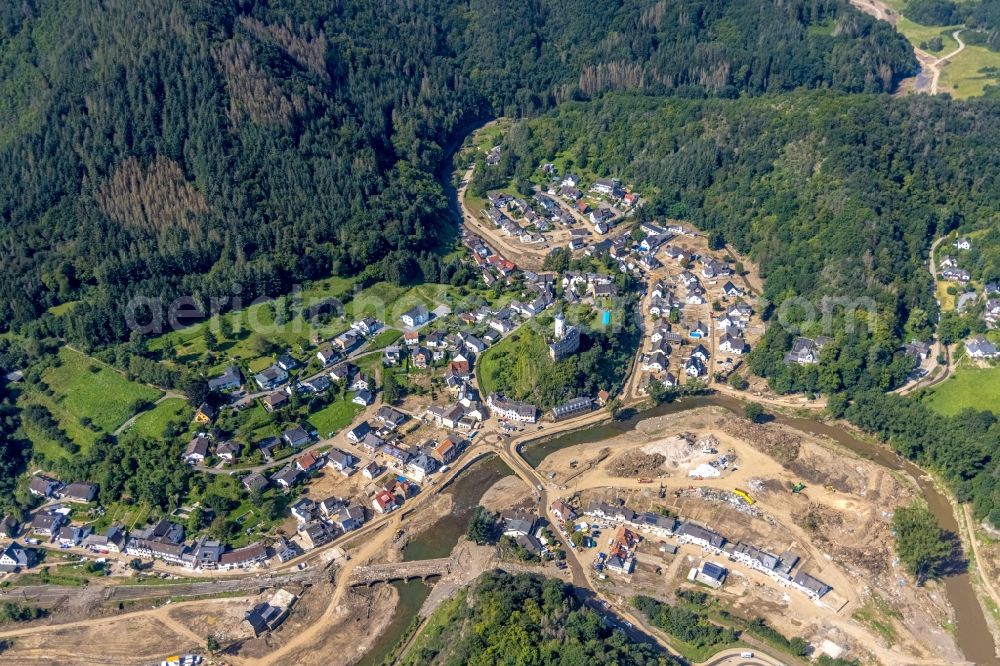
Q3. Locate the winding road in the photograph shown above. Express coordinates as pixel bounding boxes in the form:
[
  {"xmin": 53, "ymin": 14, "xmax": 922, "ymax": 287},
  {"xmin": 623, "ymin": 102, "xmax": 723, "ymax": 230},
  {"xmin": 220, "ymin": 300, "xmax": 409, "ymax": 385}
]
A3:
[
  {"xmin": 927, "ymin": 30, "xmax": 966, "ymax": 95},
  {"xmin": 848, "ymin": 0, "xmax": 965, "ymax": 95}
]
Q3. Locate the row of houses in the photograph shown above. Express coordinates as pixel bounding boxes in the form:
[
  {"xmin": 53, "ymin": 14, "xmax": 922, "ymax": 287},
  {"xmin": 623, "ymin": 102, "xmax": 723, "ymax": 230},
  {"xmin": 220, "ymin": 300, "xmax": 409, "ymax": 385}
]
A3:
[
  {"xmin": 287, "ymin": 495, "xmax": 366, "ymax": 552},
  {"xmin": 580, "ymin": 500, "xmax": 832, "ymax": 602},
  {"xmin": 21, "ymin": 510, "xmax": 272, "ymax": 572},
  {"xmin": 27, "ymin": 475, "xmax": 97, "ymax": 503},
  {"xmin": 487, "ymin": 392, "xmax": 537, "ymax": 423}
]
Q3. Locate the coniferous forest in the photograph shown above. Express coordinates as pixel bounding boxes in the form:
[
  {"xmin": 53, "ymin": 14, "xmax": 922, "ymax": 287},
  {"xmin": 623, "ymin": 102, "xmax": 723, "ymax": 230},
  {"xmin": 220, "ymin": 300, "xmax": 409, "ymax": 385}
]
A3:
[{"xmin": 0, "ymin": 0, "xmax": 914, "ymax": 346}]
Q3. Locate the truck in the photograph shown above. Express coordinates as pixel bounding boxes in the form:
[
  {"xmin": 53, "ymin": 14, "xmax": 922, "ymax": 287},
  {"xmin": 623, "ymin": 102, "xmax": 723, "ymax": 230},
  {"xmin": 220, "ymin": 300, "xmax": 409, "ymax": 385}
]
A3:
[{"xmin": 740, "ymin": 651, "xmax": 754, "ymax": 658}]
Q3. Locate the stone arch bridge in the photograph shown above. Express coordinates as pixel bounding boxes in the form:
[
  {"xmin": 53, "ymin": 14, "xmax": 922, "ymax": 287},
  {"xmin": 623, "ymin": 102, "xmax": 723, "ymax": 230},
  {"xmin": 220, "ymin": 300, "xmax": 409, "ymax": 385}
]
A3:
[{"xmin": 348, "ymin": 557, "xmax": 452, "ymax": 586}]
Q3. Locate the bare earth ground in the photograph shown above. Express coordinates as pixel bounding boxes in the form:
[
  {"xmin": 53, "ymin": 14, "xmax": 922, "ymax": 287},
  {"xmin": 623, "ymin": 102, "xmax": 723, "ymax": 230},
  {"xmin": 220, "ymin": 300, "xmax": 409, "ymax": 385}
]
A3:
[
  {"xmin": 237, "ymin": 581, "xmax": 398, "ymax": 666},
  {"xmin": 538, "ymin": 406, "xmax": 965, "ymax": 665},
  {"xmin": 479, "ymin": 475, "xmax": 531, "ymax": 512}
]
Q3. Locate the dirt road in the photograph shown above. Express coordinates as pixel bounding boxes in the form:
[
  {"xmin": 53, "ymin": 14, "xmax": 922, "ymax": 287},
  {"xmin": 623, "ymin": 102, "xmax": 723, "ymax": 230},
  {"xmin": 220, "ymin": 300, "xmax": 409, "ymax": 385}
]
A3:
[
  {"xmin": 456, "ymin": 166, "xmax": 547, "ymax": 270},
  {"xmin": 848, "ymin": 0, "xmax": 965, "ymax": 95},
  {"xmin": 236, "ymin": 514, "xmax": 402, "ymax": 666}
]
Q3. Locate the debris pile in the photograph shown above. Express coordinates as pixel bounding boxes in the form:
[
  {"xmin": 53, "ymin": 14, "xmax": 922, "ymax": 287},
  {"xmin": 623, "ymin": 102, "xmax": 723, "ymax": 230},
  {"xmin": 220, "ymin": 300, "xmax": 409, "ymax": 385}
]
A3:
[
  {"xmin": 641, "ymin": 434, "xmax": 697, "ymax": 466},
  {"xmin": 723, "ymin": 419, "xmax": 800, "ymax": 464},
  {"xmin": 606, "ymin": 450, "xmax": 665, "ymax": 477},
  {"xmin": 675, "ymin": 486, "xmax": 775, "ymax": 523}
]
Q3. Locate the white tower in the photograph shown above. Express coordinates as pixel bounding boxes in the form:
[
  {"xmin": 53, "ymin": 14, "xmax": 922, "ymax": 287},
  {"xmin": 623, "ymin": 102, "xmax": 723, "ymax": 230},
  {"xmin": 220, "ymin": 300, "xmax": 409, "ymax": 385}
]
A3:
[{"xmin": 554, "ymin": 313, "xmax": 566, "ymax": 340}]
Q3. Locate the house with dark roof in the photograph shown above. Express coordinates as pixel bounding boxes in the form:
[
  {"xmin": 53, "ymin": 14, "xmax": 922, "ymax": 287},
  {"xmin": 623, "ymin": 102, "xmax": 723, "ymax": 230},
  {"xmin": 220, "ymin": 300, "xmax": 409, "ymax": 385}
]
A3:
[
  {"xmin": 694, "ymin": 561, "xmax": 727, "ymax": 588},
  {"xmin": 401, "ymin": 305, "xmax": 430, "ymax": 328},
  {"xmin": 194, "ymin": 402, "xmax": 216, "ymax": 424},
  {"xmin": 60, "ymin": 482, "xmax": 98, "ymax": 503},
  {"xmin": 784, "ymin": 337, "xmax": 821, "ymax": 365},
  {"xmin": 182, "ymin": 435, "xmax": 210, "ymax": 464},
  {"xmin": 500, "ymin": 510, "xmax": 537, "ymax": 537},
  {"xmin": 352, "ymin": 389, "xmax": 374, "ymax": 406},
  {"xmin": 966, "ymin": 335, "xmax": 1000, "ymax": 359},
  {"xmin": 30, "ymin": 511, "xmax": 64, "ymax": 537},
  {"xmin": 676, "ymin": 522, "xmax": 726, "ymax": 551},
  {"xmin": 605, "ymin": 547, "xmax": 637, "ymax": 573},
  {"xmin": 376, "ymin": 406, "xmax": 408, "ymax": 429},
  {"xmin": 218, "ymin": 542, "xmax": 268, "ymax": 571},
  {"xmin": 0, "ymin": 542, "xmax": 34, "ymax": 572},
  {"xmin": 216, "ymin": 440, "xmax": 241, "ymax": 463},
  {"xmin": 242, "ymin": 473, "xmax": 268, "ymax": 493},
  {"xmin": 271, "ymin": 465, "xmax": 302, "ymax": 490},
  {"xmin": 326, "ymin": 448, "xmax": 356, "ymax": 474},
  {"xmin": 254, "ymin": 364, "xmax": 288, "ymax": 390},
  {"xmin": 58, "ymin": 524, "xmax": 90, "ymax": 547},
  {"xmin": 347, "ymin": 421, "xmax": 373, "ymax": 443},
  {"xmin": 208, "ymin": 366, "xmax": 242, "ymax": 392},
  {"xmin": 551, "ymin": 397, "xmax": 593, "ymax": 422},
  {"xmin": 300, "ymin": 521, "xmax": 337, "ymax": 550},
  {"xmin": 282, "ymin": 425, "xmax": 311, "ymax": 448},
  {"xmin": 487, "ymin": 393, "xmax": 537, "ymax": 423},
  {"xmin": 407, "ymin": 453, "xmax": 438, "ymax": 482},
  {"xmin": 793, "ymin": 571, "xmax": 831, "ymax": 599},
  {"xmin": 244, "ymin": 589, "xmax": 297, "ymax": 636},
  {"xmin": 28, "ymin": 475, "xmax": 60, "ymax": 498}
]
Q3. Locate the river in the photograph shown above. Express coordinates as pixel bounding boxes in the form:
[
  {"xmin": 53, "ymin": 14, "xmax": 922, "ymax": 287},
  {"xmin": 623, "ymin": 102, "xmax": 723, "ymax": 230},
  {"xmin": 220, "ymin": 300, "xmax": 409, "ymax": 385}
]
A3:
[
  {"xmin": 356, "ymin": 456, "xmax": 512, "ymax": 666},
  {"xmin": 525, "ymin": 394, "xmax": 998, "ymax": 665}
]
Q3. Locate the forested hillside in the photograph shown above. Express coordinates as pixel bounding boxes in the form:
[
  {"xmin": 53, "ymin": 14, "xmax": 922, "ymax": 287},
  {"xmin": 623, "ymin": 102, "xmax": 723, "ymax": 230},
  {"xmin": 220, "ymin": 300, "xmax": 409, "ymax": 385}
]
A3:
[
  {"xmin": 504, "ymin": 92, "xmax": 1000, "ymax": 392},
  {"xmin": 0, "ymin": 0, "xmax": 914, "ymax": 347},
  {"xmin": 401, "ymin": 570, "xmax": 675, "ymax": 665}
]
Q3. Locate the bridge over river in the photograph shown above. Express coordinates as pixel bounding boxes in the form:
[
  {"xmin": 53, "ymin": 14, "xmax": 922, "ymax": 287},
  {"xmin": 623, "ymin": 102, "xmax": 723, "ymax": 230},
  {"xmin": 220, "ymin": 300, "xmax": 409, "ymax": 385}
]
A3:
[{"xmin": 348, "ymin": 557, "xmax": 452, "ymax": 586}]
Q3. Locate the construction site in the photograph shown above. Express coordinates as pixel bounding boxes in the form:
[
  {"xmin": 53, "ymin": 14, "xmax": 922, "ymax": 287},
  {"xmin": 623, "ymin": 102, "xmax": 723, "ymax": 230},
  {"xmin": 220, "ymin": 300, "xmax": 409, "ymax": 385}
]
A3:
[{"xmin": 535, "ymin": 406, "xmax": 967, "ymax": 665}]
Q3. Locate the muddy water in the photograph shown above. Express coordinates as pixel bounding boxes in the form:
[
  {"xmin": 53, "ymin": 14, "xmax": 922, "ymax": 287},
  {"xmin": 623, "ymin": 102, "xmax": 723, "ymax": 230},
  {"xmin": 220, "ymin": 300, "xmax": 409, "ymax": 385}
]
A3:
[
  {"xmin": 525, "ymin": 394, "xmax": 998, "ymax": 665},
  {"xmin": 358, "ymin": 456, "xmax": 512, "ymax": 665},
  {"xmin": 353, "ymin": 579, "xmax": 431, "ymax": 666}
]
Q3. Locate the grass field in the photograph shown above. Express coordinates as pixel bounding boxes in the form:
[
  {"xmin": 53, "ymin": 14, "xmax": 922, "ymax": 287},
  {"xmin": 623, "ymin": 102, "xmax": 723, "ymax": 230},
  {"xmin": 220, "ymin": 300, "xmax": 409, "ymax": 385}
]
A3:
[
  {"xmin": 896, "ymin": 19, "xmax": 960, "ymax": 55},
  {"xmin": 936, "ymin": 280, "xmax": 957, "ymax": 311},
  {"xmin": 876, "ymin": 0, "xmax": 999, "ymax": 98},
  {"xmin": 127, "ymin": 398, "xmax": 191, "ymax": 440},
  {"xmin": 19, "ymin": 391, "xmax": 100, "ymax": 460},
  {"xmin": 939, "ymin": 43, "xmax": 1000, "ymax": 98},
  {"xmin": 44, "ymin": 349, "xmax": 162, "ymax": 431},
  {"xmin": 22, "ymin": 348, "xmax": 162, "ymax": 456},
  {"xmin": 308, "ymin": 397, "xmax": 364, "ymax": 437},
  {"xmin": 368, "ymin": 328, "xmax": 402, "ymax": 351},
  {"xmin": 87, "ymin": 501, "xmax": 154, "ymax": 533},
  {"xmin": 924, "ymin": 363, "xmax": 1000, "ymax": 415},
  {"xmin": 149, "ymin": 280, "xmax": 461, "ymax": 376},
  {"xmin": 477, "ymin": 324, "xmax": 551, "ymax": 398}
]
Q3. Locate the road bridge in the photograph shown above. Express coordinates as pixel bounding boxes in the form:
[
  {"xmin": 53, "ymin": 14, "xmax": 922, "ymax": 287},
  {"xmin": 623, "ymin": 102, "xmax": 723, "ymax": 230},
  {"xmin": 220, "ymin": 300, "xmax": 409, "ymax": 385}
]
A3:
[{"xmin": 348, "ymin": 557, "xmax": 452, "ymax": 586}]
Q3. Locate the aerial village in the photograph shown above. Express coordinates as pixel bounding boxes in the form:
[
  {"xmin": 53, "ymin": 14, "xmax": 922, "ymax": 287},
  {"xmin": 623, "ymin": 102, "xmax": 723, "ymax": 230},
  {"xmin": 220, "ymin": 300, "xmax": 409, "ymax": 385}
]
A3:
[
  {"xmin": 1, "ymin": 148, "xmax": 764, "ymax": 589},
  {"xmin": 937, "ymin": 236, "xmax": 1000, "ymax": 359},
  {"xmin": 0, "ymin": 139, "xmax": 962, "ymax": 666}
]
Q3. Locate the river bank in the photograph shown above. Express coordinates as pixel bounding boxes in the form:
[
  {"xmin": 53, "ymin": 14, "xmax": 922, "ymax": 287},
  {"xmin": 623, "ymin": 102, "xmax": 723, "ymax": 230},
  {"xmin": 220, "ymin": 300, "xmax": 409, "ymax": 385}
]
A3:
[
  {"xmin": 353, "ymin": 456, "xmax": 512, "ymax": 666},
  {"xmin": 525, "ymin": 394, "xmax": 998, "ymax": 665}
]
